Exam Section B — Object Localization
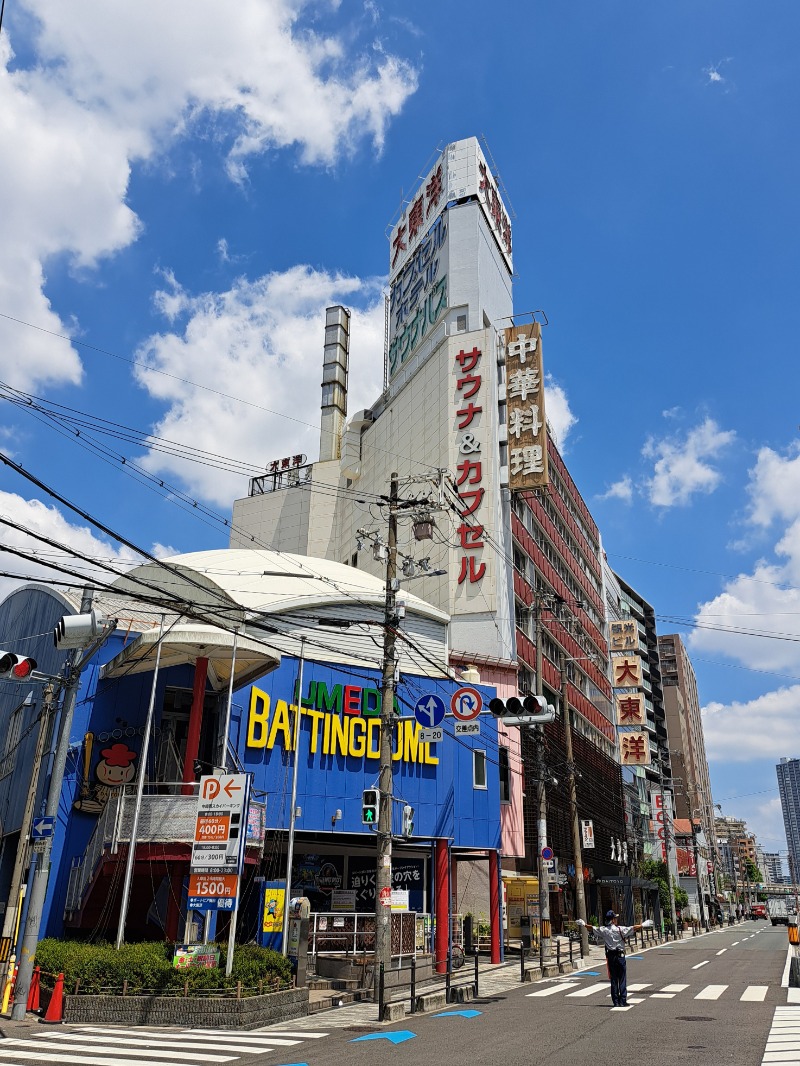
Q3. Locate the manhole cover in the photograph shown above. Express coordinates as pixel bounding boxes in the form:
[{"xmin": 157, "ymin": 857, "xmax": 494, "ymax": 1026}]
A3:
[
  {"xmin": 345, "ymin": 1027, "xmax": 376, "ymax": 1033},
  {"xmin": 676, "ymin": 1016, "xmax": 714, "ymax": 1022}
]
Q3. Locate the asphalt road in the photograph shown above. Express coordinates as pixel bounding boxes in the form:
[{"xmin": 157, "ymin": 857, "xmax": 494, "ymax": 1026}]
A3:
[{"xmin": 0, "ymin": 922, "xmax": 793, "ymax": 1066}]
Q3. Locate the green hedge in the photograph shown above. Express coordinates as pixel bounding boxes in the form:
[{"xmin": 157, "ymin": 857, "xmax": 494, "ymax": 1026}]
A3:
[{"xmin": 34, "ymin": 940, "xmax": 292, "ymax": 997}]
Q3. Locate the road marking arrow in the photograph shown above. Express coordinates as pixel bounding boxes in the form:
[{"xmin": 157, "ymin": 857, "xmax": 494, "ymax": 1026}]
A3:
[
  {"xmin": 433, "ymin": 1010, "xmax": 482, "ymax": 1019},
  {"xmin": 223, "ymin": 780, "xmax": 241, "ymax": 797},
  {"xmin": 351, "ymin": 1031, "xmax": 416, "ymax": 1044}
]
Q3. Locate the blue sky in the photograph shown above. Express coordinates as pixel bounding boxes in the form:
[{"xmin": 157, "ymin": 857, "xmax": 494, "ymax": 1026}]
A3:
[{"xmin": 1, "ymin": 0, "xmax": 799, "ymax": 862}]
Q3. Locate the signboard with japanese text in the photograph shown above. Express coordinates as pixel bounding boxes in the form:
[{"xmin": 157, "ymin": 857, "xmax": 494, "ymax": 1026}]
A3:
[
  {"xmin": 581, "ymin": 819, "xmax": 595, "ymax": 849},
  {"xmin": 609, "ymin": 619, "xmax": 638, "ymax": 652},
  {"xmin": 453, "ymin": 344, "xmax": 489, "ymax": 590},
  {"xmin": 173, "ymin": 944, "xmax": 220, "ymax": 969},
  {"xmin": 190, "ymin": 773, "xmax": 251, "ymax": 874},
  {"xmin": 616, "ymin": 692, "xmax": 646, "ymax": 726},
  {"xmin": 620, "ymin": 731, "xmax": 651, "ymax": 766},
  {"xmin": 504, "ymin": 322, "xmax": 549, "ymax": 492},
  {"xmin": 388, "ymin": 213, "xmax": 449, "ymax": 378},
  {"xmin": 388, "ymin": 138, "xmax": 512, "ymax": 283},
  {"xmin": 612, "ymin": 655, "xmax": 642, "ymax": 689}
]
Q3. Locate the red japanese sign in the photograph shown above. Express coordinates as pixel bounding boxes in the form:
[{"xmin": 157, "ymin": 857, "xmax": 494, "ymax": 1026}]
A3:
[{"xmin": 454, "ymin": 346, "xmax": 486, "ymax": 587}]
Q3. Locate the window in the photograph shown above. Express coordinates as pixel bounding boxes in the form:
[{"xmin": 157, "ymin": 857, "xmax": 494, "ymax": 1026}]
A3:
[
  {"xmin": 499, "ymin": 747, "xmax": 511, "ymax": 803},
  {"xmin": 473, "ymin": 749, "xmax": 487, "ymax": 789}
]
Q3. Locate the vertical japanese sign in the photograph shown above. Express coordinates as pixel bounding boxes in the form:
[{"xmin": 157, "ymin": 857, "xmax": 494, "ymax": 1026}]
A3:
[
  {"xmin": 620, "ymin": 732, "xmax": 651, "ymax": 766},
  {"xmin": 616, "ymin": 692, "xmax": 646, "ymax": 726},
  {"xmin": 454, "ymin": 345, "xmax": 487, "ymax": 588},
  {"xmin": 503, "ymin": 322, "xmax": 549, "ymax": 491},
  {"xmin": 609, "ymin": 619, "xmax": 638, "ymax": 652}
]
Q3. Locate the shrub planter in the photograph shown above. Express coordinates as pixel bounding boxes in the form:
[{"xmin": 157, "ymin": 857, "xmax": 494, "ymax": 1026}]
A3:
[{"xmin": 63, "ymin": 985, "xmax": 310, "ymax": 1029}]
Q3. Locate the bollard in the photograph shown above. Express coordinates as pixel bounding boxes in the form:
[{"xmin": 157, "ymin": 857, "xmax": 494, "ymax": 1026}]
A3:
[
  {"xmin": 445, "ymin": 959, "xmax": 452, "ymax": 1004},
  {"xmin": 569, "ymin": 937, "xmax": 573, "ymax": 966},
  {"xmin": 1, "ymin": 957, "xmax": 15, "ymax": 1014},
  {"xmin": 520, "ymin": 945, "xmax": 526, "ymax": 982},
  {"xmin": 378, "ymin": 961, "xmax": 385, "ymax": 1022},
  {"xmin": 473, "ymin": 946, "xmax": 479, "ymax": 998},
  {"xmin": 556, "ymin": 939, "xmax": 561, "ymax": 968},
  {"xmin": 410, "ymin": 957, "xmax": 416, "ymax": 1014}
]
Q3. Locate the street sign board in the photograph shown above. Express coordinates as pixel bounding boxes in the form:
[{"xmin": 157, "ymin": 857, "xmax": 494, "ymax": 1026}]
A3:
[
  {"xmin": 414, "ymin": 694, "xmax": 446, "ymax": 729},
  {"xmin": 420, "ymin": 727, "xmax": 443, "ymax": 744},
  {"xmin": 187, "ymin": 873, "xmax": 239, "ymax": 912},
  {"xmin": 31, "ymin": 816, "xmax": 55, "ymax": 840},
  {"xmin": 451, "ymin": 687, "xmax": 483, "ymax": 721},
  {"xmin": 541, "ymin": 846, "xmax": 554, "ymax": 861},
  {"xmin": 191, "ymin": 774, "xmax": 250, "ymax": 874},
  {"xmin": 32, "ymin": 839, "xmax": 47, "ymax": 853},
  {"xmin": 379, "ymin": 886, "xmax": 392, "ymax": 908},
  {"xmin": 455, "ymin": 721, "xmax": 480, "ymax": 736}
]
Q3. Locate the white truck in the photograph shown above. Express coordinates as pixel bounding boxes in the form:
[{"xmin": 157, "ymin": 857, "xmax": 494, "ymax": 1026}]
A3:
[{"xmin": 767, "ymin": 897, "xmax": 789, "ymax": 925}]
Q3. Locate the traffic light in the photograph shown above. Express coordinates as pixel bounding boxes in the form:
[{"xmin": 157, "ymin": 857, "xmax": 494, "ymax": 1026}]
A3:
[
  {"xmin": 0, "ymin": 652, "xmax": 37, "ymax": 679},
  {"xmin": 54, "ymin": 609, "xmax": 108, "ymax": 649},
  {"xmin": 488, "ymin": 693, "xmax": 556, "ymax": 726},
  {"xmin": 402, "ymin": 805, "xmax": 415, "ymax": 838},
  {"xmin": 362, "ymin": 788, "xmax": 380, "ymax": 825}
]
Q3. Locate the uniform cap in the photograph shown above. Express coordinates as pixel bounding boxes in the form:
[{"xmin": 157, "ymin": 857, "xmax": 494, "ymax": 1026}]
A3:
[{"xmin": 605, "ymin": 910, "xmax": 618, "ymax": 920}]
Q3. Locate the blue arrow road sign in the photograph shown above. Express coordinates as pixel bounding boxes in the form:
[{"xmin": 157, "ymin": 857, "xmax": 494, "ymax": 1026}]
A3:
[
  {"xmin": 351, "ymin": 1031, "xmax": 416, "ymax": 1045},
  {"xmin": 433, "ymin": 1010, "xmax": 482, "ymax": 1018},
  {"xmin": 31, "ymin": 816, "xmax": 55, "ymax": 839},
  {"xmin": 414, "ymin": 693, "xmax": 446, "ymax": 729}
]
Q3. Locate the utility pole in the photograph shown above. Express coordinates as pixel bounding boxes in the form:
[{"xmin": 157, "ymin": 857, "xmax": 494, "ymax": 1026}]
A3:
[
  {"xmin": 11, "ymin": 587, "xmax": 94, "ymax": 1020},
  {"xmin": 533, "ymin": 597, "xmax": 551, "ymax": 969},
  {"xmin": 374, "ymin": 472, "xmax": 398, "ymax": 1017},
  {"xmin": 658, "ymin": 766, "xmax": 678, "ymax": 935},
  {"xmin": 0, "ymin": 686, "xmax": 55, "ymax": 950},
  {"xmin": 559, "ymin": 651, "xmax": 588, "ymax": 956},
  {"xmin": 690, "ymin": 818, "xmax": 708, "ymax": 931}
]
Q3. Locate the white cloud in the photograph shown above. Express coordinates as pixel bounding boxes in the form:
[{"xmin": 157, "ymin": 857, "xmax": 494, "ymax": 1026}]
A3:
[
  {"xmin": 0, "ymin": 1, "xmax": 417, "ymax": 391},
  {"xmin": 704, "ymin": 58, "xmax": 733, "ymax": 87},
  {"xmin": 544, "ymin": 378, "xmax": 577, "ymax": 452},
  {"xmin": 597, "ymin": 476, "xmax": 634, "ymax": 503},
  {"xmin": 643, "ymin": 417, "xmax": 735, "ymax": 507},
  {"xmin": 703, "ymin": 685, "xmax": 800, "ymax": 763},
  {"xmin": 0, "ymin": 488, "xmax": 137, "ymax": 601},
  {"xmin": 747, "ymin": 444, "xmax": 800, "ymax": 529},
  {"xmin": 133, "ymin": 265, "xmax": 387, "ymax": 507}
]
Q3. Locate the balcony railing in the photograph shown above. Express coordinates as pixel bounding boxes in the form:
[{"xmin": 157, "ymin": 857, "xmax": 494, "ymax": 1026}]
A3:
[
  {"xmin": 249, "ymin": 463, "xmax": 312, "ymax": 496},
  {"xmin": 64, "ymin": 782, "xmax": 265, "ymax": 918}
]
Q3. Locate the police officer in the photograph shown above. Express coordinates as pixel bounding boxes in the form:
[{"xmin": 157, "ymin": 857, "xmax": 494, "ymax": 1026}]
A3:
[{"xmin": 577, "ymin": 911, "xmax": 653, "ymax": 1007}]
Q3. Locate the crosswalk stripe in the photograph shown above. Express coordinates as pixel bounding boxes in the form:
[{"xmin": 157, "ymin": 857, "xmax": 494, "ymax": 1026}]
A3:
[
  {"xmin": 692, "ymin": 961, "xmax": 709, "ymax": 970},
  {"xmin": 527, "ymin": 982, "xmax": 579, "ymax": 997},
  {"xmin": 565, "ymin": 982, "xmax": 609, "ymax": 998},
  {"xmin": 0, "ymin": 1052, "xmax": 209, "ymax": 1066},
  {"xmin": 661, "ymin": 984, "xmax": 689, "ymax": 992},
  {"xmin": 650, "ymin": 993, "xmax": 675, "ymax": 998},
  {"xmin": 34, "ymin": 1033, "xmax": 275, "ymax": 1054},
  {"xmin": 0, "ymin": 1043, "xmax": 234, "ymax": 1063},
  {"xmin": 626, "ymin": 984, "xmax": 651, "ymax": 992},
  {"xmin": 250, "ymin": 1030, "xmax": 327, "ymax": 1038},
  {"xmin": 786, "ymin": 989, "xmax": 800, "ymax": 1003},
  {"xmin": 695, "ymin": 985, "xmax": 728, "ymax": 1000},
  {"xmin": 741, "ymin": 987, "xmax": 769, "ymax": 1002}
]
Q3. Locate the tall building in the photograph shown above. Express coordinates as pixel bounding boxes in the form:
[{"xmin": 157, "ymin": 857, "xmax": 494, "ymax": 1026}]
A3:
[
  {"xmin": 777, "ymin": 757, "xmax": 800, "ymax": 883},
  {"xmin": 230, "ymin": 137, "xmax": 629, "ymax": 923},
  {"xmin": 606, "ymin": 570, "xmax": 671, "ymax": 870},
  {"xmin": 658, "ymin": 634, "xmax": 716, "ymax": 857},
  {"xmin": 762, "ymin": 852, "xmax": 786, "ymax": 885}
]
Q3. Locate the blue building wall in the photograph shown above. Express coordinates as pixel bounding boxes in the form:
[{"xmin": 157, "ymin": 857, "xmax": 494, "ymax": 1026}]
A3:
[{"xmin": 0, "ymin": 583, "xmax": 502, "ymax": 938}]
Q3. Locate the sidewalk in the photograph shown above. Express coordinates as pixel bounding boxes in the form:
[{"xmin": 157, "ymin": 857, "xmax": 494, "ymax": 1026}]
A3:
[{"xmin": 292, "ymin": 923, "xmax": 734, "ymax": 1030}]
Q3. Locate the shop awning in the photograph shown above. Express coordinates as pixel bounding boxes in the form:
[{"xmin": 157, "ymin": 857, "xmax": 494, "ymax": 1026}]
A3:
[{"xmin": 100, "ymin": 624, "xmax": 280, "ymax": 690}]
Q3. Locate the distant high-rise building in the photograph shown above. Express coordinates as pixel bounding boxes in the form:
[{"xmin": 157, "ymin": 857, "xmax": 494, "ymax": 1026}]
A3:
[
  {"xmin": 762, "ymin": 851, "xmax": 786, "ymax": 885},
  {"xmin": 777, "ymin": 757, "xmax": 800, "ymax": 883},
  {"xmin": 658, "ymin": 634, "xmax": 716, "ymax": 855}
]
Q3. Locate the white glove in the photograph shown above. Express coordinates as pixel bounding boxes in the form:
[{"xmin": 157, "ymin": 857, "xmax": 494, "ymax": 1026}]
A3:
[
  {"xmin": 575, "ymin": 919, "xmax": 586, "ymax": 926},
  {"xmin": 642, "ymin": 919, "xmax": 654, "ymax": 928}
]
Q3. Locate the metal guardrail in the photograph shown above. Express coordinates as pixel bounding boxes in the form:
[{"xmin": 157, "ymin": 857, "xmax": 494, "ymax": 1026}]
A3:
[{"xmin": 309, "ymin": 912, "xmax": 429, "ymax": 962}]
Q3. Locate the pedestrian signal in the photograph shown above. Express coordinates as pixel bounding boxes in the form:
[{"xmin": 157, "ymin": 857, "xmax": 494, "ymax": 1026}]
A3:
[
  {"xmin": 362, "ymin": 788, "xmax": 380, "ymax": 825},
  {"xmin": 0, "ymin": 652, "xmax": 37, "ymax": 679},
  {"xmin": 53, "ymin": 610, "xmax": 109, "ymax": 649},
  {"xmin": 488, "ymin": 693, "xmax": 555, "ymax": 726},
  {"xmin": 402, "ymin": 804, "xmax": 414, "ymax": 838}
]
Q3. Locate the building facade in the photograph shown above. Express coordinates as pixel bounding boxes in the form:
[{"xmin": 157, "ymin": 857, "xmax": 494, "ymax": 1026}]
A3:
[
  {"xmin": 230, "ymin": 137, "xmax": 632, "ymax": 928},
  {"xmin": 0, "ymin": 551, "xmax": 504, "ymax": 963},
  {"xmin": 777, "ymin": 757, "xmax": 800, "ymax": 885}
]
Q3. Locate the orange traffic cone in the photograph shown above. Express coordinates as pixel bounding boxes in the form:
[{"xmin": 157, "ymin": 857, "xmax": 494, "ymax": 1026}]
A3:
[
  {"xmin": 40, "ymin": 972, "xmax": 63, "ymax": 1024},
  {"xmin": 26, "ymin": 966, "xmax": 40, "ymax": 1012}
]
